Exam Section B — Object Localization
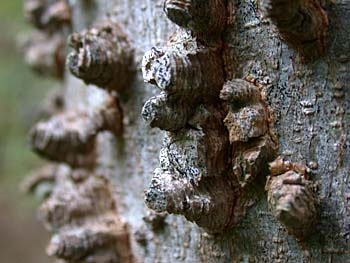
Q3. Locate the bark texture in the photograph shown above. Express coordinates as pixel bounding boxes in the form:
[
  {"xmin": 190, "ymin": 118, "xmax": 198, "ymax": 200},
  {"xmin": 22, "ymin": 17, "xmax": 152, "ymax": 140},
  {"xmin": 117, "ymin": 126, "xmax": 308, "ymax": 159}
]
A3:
[{"xmin": 22, "ymin": 0, "xmax": 350, "ymax": 262}]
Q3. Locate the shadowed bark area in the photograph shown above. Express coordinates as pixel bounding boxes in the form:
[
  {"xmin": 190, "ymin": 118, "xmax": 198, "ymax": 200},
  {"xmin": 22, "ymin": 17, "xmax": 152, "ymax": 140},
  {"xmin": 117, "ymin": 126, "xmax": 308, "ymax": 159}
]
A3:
[{"xmin": 23, "ymin": 0, "xmax": 350, "ymax": 262}]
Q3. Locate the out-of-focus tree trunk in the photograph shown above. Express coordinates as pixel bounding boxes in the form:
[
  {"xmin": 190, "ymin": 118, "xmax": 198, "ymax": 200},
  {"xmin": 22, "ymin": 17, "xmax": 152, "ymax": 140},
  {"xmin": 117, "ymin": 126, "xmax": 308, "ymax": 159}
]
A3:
[{"xmin": 23, "ymin": 0, "xmax": 350, "ymax": 262}]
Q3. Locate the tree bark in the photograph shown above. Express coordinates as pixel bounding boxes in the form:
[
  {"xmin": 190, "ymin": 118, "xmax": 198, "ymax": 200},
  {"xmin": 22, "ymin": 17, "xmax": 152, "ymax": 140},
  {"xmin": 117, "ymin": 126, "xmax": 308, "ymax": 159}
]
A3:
[{"xmin": 23, "ymin": 0, "xmax": 350, "ymax": 262}]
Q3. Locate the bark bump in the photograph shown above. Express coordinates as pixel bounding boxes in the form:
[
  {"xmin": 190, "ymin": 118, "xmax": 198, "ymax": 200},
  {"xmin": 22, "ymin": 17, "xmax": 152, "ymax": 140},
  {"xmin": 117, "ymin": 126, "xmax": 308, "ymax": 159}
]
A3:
[
  {"xmin": 67, "ymin": 19, "xmax": 134, "ymax": 92},
  {"xmin": 21, "ymin": 30, "xmax": 65, "ymax": 79},
  {"xmin": 29, "ymin": 95, "xmax": 123, "ymax": 168},
  {"xmin": 262, "ymin": 0, "xmax": 328, "ymax": 61},
  {"xmin": 24, "ymin": 0, "xmax": 71, "ymax": 31},
  {"xmin": 163, "ymin": 0, "xmax": 227, "ymax": 44},
  {"xmin": 221, "ymin": 79, "xmax": 278, "ymax": 186},
  {"xmin": 34, "ymin": 166, "xmax": 134, "ymax": 263},
  {"xmin": 142, "ymin": 3, "xmax": 278, "ymax": 233},
  {"xmin": 141, "ymin": 31, "xmax": 224, "ymax": 131},
  {"xmin": 266, "ymin": 157, "xmax": 318, "ymax": 240}
]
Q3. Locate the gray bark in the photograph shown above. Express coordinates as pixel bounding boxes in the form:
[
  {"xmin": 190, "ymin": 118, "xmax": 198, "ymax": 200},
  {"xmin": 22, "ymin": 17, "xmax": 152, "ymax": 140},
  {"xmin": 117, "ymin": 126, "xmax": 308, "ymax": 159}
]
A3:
[{"xmin": 24, "ymin": 0, "xmax": 350, "ymax": 262}]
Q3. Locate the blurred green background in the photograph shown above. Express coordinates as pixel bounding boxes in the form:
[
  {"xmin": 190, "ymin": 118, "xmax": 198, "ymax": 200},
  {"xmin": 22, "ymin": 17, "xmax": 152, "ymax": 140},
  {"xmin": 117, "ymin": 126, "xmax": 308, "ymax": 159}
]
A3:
[{"xmin": 0, "ymin": 1, "xmax": 57, "ymax": 262}]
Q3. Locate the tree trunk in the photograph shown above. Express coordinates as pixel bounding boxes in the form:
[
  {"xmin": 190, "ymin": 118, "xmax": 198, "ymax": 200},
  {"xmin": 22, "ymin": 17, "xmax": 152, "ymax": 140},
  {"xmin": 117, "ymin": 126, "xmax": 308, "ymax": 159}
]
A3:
[{"xmin": 22, "ymin": 0, "xmax": 350, "ymax": 262}]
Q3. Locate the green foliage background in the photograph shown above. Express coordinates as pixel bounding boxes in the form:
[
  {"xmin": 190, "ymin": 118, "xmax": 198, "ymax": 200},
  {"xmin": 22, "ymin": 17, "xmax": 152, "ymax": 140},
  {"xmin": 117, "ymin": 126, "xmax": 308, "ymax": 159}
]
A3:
[{"xmin": 0, "ymin": 1, "xmax": 56, "ymax": 262}]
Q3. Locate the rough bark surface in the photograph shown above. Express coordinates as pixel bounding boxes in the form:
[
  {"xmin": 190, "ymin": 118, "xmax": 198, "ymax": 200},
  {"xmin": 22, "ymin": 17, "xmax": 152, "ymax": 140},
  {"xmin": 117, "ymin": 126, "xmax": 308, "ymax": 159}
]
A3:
[{"xmin": 23, "ymin": 0, "xmax": 350, "ymax": 262}]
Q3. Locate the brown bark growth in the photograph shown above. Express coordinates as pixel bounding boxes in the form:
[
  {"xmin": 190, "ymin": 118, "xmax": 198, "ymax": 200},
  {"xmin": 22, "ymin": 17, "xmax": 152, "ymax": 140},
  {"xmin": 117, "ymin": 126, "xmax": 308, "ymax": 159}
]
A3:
[
  {"xmin": 262, "ymin": 0, "xmax": 328, "ymax": 60},
  {"xmin": 37, "ymin": 166, "xmax": 133, "ymax": 263},
  {"xmin": 266, "ymin": 157, "xmax": 318, "ymax": 240},
  {"xmin": 21, "ymin": 30, "xmax": 65, "ymax": 79},
  {"xmin": 67, "ymin": 20, "xmax": 134, "ymax": 92},
  {"xmin": 29, "ymin": 95, "xmax": 123, "ymax": 167},
  {"xmin": 24, "ymin": 0, "xmax": 71, "ymax": 31},
  {"xmin": 163, "ymin": 0, "xmax": 227, "ymax": 44},
  {"xmin": 143, "ymin": 4, "xmax": 278, "ymax": 233}
]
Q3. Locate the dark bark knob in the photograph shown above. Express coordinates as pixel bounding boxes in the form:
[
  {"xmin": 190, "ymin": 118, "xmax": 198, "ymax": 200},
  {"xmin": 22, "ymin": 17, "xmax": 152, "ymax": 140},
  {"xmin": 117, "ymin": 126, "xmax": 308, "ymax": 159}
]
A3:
[
  {"xmin": 67, "ymin": 20, "xmax": 134, "ymax": 92},
  {"xmin": 261, "ymin": 0, "xmax": 328, "ymax": 61},
  {"xmin": 163, "ymin": 0, "xmax": 226, "ymax": 43}
]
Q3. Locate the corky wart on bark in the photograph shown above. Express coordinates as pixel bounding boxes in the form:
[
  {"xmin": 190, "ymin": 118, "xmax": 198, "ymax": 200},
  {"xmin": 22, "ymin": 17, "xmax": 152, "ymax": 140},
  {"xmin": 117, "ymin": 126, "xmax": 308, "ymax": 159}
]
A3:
[
  {"xmin": 145, "ymin": 168, "xmax": 242, "ymax": 233},
  {"xmin": 143, "ymin": 79, "xmax": 279, "ymax": 232},
  {"xmin": 21, "ymin": 30, "xmax": 65, "ymax": 79},
  {"xmin": 24, "ymin": 0, "xmax": 71, "ymax": 31},
  {"xmin": 142, "ymin": 28, "xmax": 242, "ymax": 232},
  {"xmin": 38, "ymin": 169, "xmax": 115, "ymax": 230},
  {"xmin": 142, "ymin": 0, "xmax": 279, "ymax": 233},
  {"xmin": 266, "ymin": 157, "xmax": 318, "ymax": 240},
  {"xmin": 163, "ymin": 0, "xmax": 227, "ymax": 44},
  {"xmin": 34, "ymin": 166, "xmax": 134, "ymax": 262},
  {"xmin": 141, "ymin": 31, "xmax": 224, "ymax": 132},
  {"xmin": 47, "ymin": 217, "xmax": 133, "ymax": 263},
  {"xmin": 22, "ymin": 0, "xmax": 71, "ymax": 82},
  {"xmin": 67, "ymin": 20, "xmax": 134, "ymax": 92},
  {"xmin": 221, "ymin": 79, "xmax": 278, "ymax": 187},
  {"xmin": 29, "ymin": 95, "xmax": 123, "ymax": 168},
  {"xmin": 262, "ymin": 0, "xmax": 328, "ymax": 61},
  {"xmin": 20, "ymin": 164, "xmax": 58, "ymax": 200}
]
